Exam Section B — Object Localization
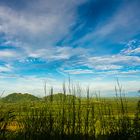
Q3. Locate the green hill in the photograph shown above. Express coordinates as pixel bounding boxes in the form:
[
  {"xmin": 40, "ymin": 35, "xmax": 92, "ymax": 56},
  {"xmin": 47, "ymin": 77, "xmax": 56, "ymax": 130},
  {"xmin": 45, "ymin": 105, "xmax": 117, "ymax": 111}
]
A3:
[
  {"xmin": 1, "ymin": 93, "xmax": 39, "ymax": 103},
  {"xmin": 43, "ymin": 93, "xmax": 77, "ymax": 102}
]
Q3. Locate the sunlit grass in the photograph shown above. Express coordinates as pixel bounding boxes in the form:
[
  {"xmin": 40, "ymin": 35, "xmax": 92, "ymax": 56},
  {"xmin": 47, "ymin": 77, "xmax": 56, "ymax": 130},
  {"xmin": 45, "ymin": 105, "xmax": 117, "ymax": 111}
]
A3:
[{"xmin": 0, "ymin": 82, "xmax": 140, "ymax": 140}]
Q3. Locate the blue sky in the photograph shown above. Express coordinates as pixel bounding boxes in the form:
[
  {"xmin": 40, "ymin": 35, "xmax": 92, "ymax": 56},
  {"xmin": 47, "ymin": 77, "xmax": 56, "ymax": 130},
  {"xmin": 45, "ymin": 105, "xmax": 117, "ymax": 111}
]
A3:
[{"xmin": 0, "ymin": 0, "xmax": 140, "ymax": 96}]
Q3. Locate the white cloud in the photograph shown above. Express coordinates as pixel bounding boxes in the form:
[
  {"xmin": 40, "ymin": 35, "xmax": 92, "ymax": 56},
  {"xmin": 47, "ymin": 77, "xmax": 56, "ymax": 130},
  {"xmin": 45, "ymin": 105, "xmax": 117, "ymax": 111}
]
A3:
[
  {"xmin": 122, "ymin": 46, "xmax": 140, "ymax": 55},
  {"xmin": 0, "ymin": 50, "xmax": 17, "ymax": 58},
  {"xmin": 74, "ymin": 1, "xmax": 140, "ymax": 45},
  {"xmin": 120, "ymin": 70, "xmax": 140, "ymax": 75},
  {"xmin": 98, "ymin": 70, "xmax": 140, "ymax": 77},
  {"xmin": 0, "ymin": 49, "xmax": 27, "ymax": 62},
  {"xmin": 26, "ymin": 46, "xmax": 88, "ymax": 61},
  {"xmin": 132, "ymin": 48, "xmax": 140, "ymax": 54},
  {"xmin": 28, "ymin": 47, "xmax": 72, "ymax": 60},
  {"xmin": 88, "ymin": 55, "xmax": 140, "ymax": 67},
  {"xmin": 120, "ymin": 39, "xmax": 140, "ymax": 55},
  {"xmin": 94, "ymin": 65, "xmax": 122, "ymax": 70},
  {"xmin": 0, "ymin": 0, "xmax": 139, "ymax": 95},
  {"xmin": 57, "ymin": 47, "xmax": 140, "ymax": 77},
  {"xmin": 0, "ymin": 39, "xmax": 21, "ymax": 47},
  {"xmin": 63, "ymin": 69, "xmax": 93, "ymax": 75},
  {"xmin": 0, "ymin": 0, "xmax": 88, "ymax": 62},
  {"xmin": 0, "ymin": 64, "xmax": 12, "ymax": 72},
  {"xmin": 0, "ymin": 0, "xmax": 86, "ymax": 44}
]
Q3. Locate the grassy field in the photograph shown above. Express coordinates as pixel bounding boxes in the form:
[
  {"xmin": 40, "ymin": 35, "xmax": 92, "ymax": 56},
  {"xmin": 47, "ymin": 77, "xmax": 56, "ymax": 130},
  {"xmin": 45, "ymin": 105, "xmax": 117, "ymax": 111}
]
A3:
[{"xmin": 0, "ymin": 85, "xmax": 140, "ymax": 140}]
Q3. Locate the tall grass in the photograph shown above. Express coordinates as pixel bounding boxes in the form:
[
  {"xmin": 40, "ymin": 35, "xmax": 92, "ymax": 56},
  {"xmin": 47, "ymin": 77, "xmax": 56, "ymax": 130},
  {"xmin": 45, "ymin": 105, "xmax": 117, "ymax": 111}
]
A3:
[
  {"xmin": 0, "ymin": 90, "xmax": 15, "ymax": 140},
  {"xmin": 0, "ymin": 81, "xmax": 140, "ymax": 140}
]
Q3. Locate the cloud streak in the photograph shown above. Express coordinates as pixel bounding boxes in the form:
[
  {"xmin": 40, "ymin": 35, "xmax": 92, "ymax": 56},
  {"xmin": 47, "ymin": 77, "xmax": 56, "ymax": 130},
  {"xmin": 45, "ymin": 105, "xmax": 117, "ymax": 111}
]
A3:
[{"xmin": 0, "ymin": 0, "xmax": 140, "ymax": 95}]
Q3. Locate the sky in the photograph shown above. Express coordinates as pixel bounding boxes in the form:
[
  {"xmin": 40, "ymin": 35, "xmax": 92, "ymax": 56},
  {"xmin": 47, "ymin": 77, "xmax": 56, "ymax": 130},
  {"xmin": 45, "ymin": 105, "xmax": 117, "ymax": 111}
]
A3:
[{"xmin": 0, "ymin": 0, "xmax": 140, "ymax": 96}]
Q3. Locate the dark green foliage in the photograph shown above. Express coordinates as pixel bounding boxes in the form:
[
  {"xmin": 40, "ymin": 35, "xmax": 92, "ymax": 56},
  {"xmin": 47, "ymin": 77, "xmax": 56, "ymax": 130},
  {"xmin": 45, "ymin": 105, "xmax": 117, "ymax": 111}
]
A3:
[
  {"xmin": 0, "ymin": 89, "xmax": 140, "ymax": 140},
  {"xmin": 43, "ymin": 93, "xmax": 77, "ymax": 102},
  {"xmin": 0, "ymin": 110, "xmax": 15, "ymax": 140},
  {"xmin": 133, "ymin": 100, "xmax": 140, "ymax": 140},
  {"xmin": 1, "ymin": 93, "xmax": 40, "ymax": 103}
]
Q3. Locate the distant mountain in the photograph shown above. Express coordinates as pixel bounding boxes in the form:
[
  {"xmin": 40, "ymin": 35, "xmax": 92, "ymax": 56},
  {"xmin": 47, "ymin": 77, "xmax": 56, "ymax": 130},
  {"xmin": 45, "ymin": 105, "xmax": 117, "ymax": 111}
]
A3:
[
  {"xmin": 1, "ymin": 93, "xmax": 40, "ymax": 103},
  {"xmin": 43, "ymin": 93, "xmax": 77, "ymax": 102},
  {"xmin": 0, "ymin": 93, "xmax": 78, "ymax": 103}
]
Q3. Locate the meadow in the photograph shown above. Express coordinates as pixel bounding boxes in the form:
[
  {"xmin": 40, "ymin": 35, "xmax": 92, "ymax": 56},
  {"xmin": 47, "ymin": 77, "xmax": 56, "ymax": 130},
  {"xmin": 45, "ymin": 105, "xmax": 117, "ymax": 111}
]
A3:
[{"xmin": 0, "ymin": 83, "xmax": 140, "ymax": 140}]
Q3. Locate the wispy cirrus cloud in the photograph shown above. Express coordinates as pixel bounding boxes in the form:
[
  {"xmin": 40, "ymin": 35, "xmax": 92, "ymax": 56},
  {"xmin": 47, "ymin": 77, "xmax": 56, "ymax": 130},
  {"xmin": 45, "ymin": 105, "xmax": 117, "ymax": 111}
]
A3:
[
  {"xmin": 62, "ymin": 69, "xmax": 93, "ymax": 75},
  {"xmin": 0, "ymin": 0, "xmax": 140, "ymax": 95},
  {"xmin": 72, "ymin": 0, "xmax": 140, "ymax": 47},
  {"xmin": 88, "ymin": 55, "xmax": 140, "ymax": 67},
  {"xmin": 0, "ymin": 0, "xmax": 86, "ymax": 44},
  {"xmin": 26, "ymin": 46, "xmax": 88, "ymax": 61},
  {"xmin": 0, "ymin": 64, "xmax": 12, "ymax": 72},
  {"xmin": 120, "ymin": 39, "xmax": 140, "ymax": 55},
  {"xmin": 0, "ymin": 50, "xmax": 16, "ymax": 58},
  {"xmin": 0, "ymin": 0, "xmax": 88, "ymax": 63},
  {"xmin": 93, "ymin": 65, "xmax": 122, "ymax": 70}
]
